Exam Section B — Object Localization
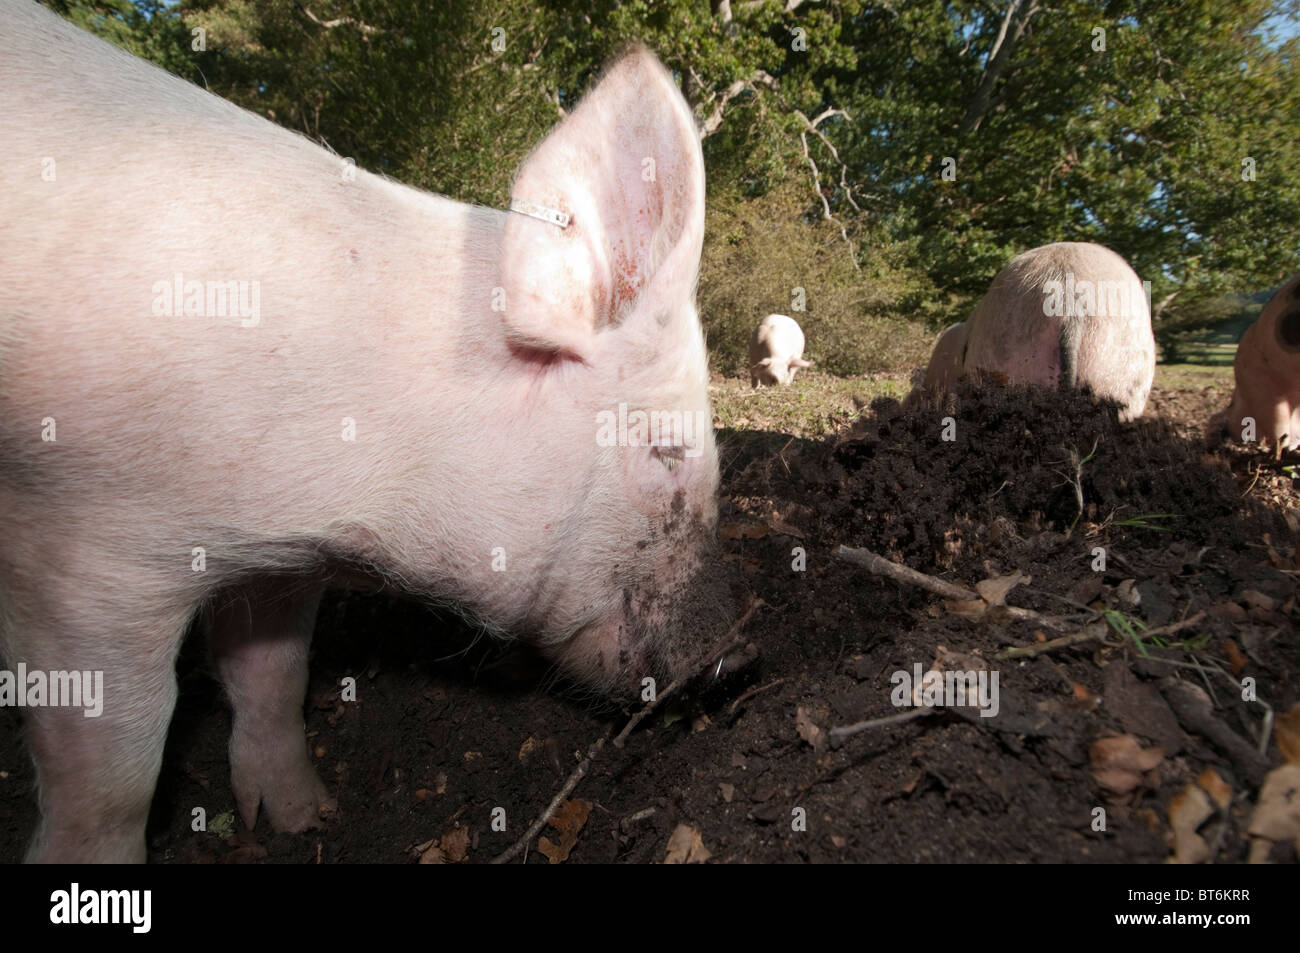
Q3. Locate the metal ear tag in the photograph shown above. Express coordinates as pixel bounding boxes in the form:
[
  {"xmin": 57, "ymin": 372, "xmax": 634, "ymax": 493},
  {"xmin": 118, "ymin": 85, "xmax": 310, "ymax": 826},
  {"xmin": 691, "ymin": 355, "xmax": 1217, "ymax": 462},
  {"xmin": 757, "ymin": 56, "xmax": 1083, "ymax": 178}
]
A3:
[{"xmin": 509, "ymin": 198, "xmax": 571, "ymax": 229}]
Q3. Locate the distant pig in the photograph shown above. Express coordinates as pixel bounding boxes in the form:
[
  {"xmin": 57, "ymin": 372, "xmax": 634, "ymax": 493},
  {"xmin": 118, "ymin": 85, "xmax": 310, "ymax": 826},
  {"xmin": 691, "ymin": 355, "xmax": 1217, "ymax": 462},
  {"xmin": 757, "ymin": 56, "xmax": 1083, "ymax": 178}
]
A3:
[
  {"xmin": 916, "ymin": 242, "xmax": 1155, "ymax": 421},
  {"xmin": 749, "ymin": 313, "xmax": 813, "ymax": 387},
  {"xmin": 0, "ymin": 2, "xmax": 735, "ymax": 863},
  {"xmin": 1210, "ymin": 275, "xmax": 1300, "ymax": 451}
]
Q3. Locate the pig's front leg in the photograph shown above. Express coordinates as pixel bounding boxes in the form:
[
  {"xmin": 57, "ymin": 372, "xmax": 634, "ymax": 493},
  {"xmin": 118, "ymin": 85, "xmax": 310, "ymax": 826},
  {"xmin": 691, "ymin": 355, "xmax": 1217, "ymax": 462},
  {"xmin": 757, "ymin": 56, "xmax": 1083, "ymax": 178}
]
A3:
[
  {"xmin": 6, "ymin": 546, "xmax": 191, "ymax": 862},
  {"xmin": 209, "ymin": 581, "xmax": 334, "ymax": 834}
]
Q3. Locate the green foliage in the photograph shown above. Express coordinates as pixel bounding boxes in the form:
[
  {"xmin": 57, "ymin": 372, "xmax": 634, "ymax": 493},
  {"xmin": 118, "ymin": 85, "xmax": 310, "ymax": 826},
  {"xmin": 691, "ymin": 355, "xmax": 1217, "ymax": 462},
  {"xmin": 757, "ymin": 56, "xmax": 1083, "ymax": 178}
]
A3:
[
  {"xmin": 701, "ymin": 185, "xmax": 931, "ymax": 375},
  {"xmin": 43, "ymin": 0, "xmax": 1300, "ymax": 373}
]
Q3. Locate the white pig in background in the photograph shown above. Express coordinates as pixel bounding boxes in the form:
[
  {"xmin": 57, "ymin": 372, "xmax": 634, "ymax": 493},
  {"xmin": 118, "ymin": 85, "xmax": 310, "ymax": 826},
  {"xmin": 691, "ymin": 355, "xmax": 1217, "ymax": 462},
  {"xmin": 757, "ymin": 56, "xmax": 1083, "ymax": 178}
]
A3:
[
  {"xmin": 749, "ymin": 313, "xmax": 813, "ymax": 387},
  {"xmin": 915, "ymin": 242, "xmax": 1155, "ymax": 421},
  {"xmin": 0, "ymin": 1, "xmax": 735, "ymax": 862},
  {"xmin": 1210, "ymin": 275, "xmax": 1300, "ymax": 450}
]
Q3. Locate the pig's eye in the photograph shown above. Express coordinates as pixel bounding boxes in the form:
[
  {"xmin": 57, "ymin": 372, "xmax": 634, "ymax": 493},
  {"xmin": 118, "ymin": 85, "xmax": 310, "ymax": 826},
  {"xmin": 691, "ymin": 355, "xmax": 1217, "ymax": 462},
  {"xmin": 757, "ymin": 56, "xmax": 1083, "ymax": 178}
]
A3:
[
  {"xmin": 653, "ymin": 445, "xmax": 685, "ymax": 472},
  {"xmin": 1278, "ymin": 311, "xmax": 1300, "ymax": 351}
]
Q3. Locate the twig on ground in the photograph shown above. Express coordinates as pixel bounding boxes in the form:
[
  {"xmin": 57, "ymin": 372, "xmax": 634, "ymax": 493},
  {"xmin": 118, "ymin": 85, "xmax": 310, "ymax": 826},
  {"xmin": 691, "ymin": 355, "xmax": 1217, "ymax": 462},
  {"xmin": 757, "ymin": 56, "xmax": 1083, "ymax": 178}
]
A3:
[
  {"xmin": 1158, "ymin": 677, "xmax": 1271, "ymax": 788},
  {"xmin": 728, "ymin": 677, "xmax": 790, "ymax": 714},
  {"xmin": 491, "ymin": 725, "xmax": 611, "ymax": 865},
  {"xmin": 994, "ymin": 624, "xmax": 1108, "ymax": 659},
  {"xmin": 834, "ymin": 544, "xmax": 1069, "ymax": 631},
  {"xmin": 1143, "ymin": 610, "xmax": 1207, "ymax": 640},
  {"xmin": 835, "ymin": 544, "xmax": 974, "ymax": 600},
  {"xmin": 493, "ymin": 595, "xmax": 761, "ymax": 863},
  {"xmin": 828, "ymin": 707, "xmax": 932, "ymax": 744}
]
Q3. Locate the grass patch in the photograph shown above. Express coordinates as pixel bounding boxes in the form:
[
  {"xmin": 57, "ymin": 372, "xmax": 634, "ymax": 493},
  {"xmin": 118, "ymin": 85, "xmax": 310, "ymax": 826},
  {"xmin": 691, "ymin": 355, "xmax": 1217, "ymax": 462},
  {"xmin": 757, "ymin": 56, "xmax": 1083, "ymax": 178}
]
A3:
[{"xmin": 710, "ymin": 372, "xmax": 909, "ymax": 439}]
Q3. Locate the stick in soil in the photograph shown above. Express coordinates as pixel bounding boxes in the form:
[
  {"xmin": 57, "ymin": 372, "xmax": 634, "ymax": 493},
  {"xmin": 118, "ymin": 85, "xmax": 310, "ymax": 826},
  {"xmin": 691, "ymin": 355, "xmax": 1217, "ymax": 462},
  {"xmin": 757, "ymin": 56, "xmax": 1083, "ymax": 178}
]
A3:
[
  {"xmin": 728, "ymin": 677, "xmax": 790, "ymax": 715},
  {"xmin": 828, "ymin": 707, "xmax": 933, "ymax": 745},
  {"xmin": 834, "ymin": 545, "xmax": 1069, "ymax": 631},
  {"xmin": 492, "ymin": 595, "xmax": 762, "ymax": 863},
  {"xmin": 994, "ymin": 625, "xmax": 1108, "ymax": 660},
  {"xmin": 994, "ymin": 609, "xmax": 1208, "ymax": 660},
  {"xmin": 491, "ymin": 726, "xmax": 611, "ymax": 865}
]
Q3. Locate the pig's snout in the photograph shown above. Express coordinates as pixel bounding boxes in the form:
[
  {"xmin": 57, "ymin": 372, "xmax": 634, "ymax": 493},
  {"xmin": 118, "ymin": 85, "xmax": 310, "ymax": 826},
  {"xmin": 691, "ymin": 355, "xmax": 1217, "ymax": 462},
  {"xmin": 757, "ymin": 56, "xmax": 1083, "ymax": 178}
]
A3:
[{"xmin": 555, "ymin": 549, "xmax": 739, "ymax": 700}]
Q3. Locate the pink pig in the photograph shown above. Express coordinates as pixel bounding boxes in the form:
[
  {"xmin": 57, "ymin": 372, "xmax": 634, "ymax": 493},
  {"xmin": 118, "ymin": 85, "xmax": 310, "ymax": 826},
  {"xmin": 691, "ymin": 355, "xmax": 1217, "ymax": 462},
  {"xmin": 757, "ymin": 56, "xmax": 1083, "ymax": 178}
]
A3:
[
  {"xmin": 749, "ymin": 314, "xmax": 813, "ymax": 387},
  {"xmin": 1211, "ymin": 275, "xmax": 1300, "ymax": 451},
  {"xmin": 0, "ymin": 2, "xmax": 733, "ymax": 862},
  {"xmin": 917, "ymin": 242, "xmax": 1155, "ymax": 421}
]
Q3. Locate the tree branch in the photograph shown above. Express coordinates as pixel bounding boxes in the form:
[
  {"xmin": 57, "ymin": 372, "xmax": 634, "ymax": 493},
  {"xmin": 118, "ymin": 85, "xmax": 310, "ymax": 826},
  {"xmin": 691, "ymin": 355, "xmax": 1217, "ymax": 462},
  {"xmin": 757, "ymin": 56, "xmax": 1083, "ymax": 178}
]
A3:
[
  {"xmin": 298, "ymin": 4, "xmax": 385, "ymax": 35},
  {"xmin": 801, "ymin": 129, "xmax": 860, "ymax": 271},
  {"xmin": 958, "ymin": 0, "xmax": 1041, "ymax": 134}
]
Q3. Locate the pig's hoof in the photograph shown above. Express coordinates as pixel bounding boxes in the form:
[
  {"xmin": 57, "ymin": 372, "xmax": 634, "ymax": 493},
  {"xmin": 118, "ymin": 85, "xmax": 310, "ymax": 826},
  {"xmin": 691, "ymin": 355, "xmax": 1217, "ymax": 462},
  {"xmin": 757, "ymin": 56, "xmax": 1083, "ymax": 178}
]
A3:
[
  {"xmin": 262, "ymin": 777, "xmax": 336, "ymax": 834},
  {"xmin": 232, "ymin": 760, "xmax": 335, "ymax": 834}
]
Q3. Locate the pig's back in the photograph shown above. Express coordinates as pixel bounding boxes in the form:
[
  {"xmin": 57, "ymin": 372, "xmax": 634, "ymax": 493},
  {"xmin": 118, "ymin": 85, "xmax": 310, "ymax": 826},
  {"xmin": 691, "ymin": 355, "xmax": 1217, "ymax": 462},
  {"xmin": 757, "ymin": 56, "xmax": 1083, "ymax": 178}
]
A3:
[
  {"xmin": 0, "ymin": 0, "xmax": 469, "ymax": 517},
  {"xmin": 963, "ymin": 249, "xmax": 1067, "ymax": 384},
  {"xmin": 964, "ymin": 242, "xmax": 1152, "ymax": 416}
]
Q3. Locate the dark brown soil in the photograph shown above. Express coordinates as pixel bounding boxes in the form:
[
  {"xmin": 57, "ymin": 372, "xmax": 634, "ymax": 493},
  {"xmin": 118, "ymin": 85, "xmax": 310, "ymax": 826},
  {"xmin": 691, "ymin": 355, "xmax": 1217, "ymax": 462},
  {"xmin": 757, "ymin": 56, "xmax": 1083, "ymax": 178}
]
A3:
[{"xmin": 1, "ymin": 379, "xmax": 1297, "ymax": 863}]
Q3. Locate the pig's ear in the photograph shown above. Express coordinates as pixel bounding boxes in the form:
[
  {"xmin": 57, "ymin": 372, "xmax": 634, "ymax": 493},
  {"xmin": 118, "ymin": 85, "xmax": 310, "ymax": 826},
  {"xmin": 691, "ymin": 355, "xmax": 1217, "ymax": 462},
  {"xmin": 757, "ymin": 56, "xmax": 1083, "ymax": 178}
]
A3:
[{"xmin": 500, "ymin": 46, "xmax": 704, "ymax": 362}]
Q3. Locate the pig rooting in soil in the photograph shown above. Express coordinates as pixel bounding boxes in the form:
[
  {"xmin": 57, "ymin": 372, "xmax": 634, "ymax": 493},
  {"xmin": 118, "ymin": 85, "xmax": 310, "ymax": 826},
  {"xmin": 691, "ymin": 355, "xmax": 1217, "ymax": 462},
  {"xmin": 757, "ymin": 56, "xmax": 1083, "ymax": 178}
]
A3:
[{"xmin": 0, "ymin": 3, "xmax": 734, "ymax": 862}]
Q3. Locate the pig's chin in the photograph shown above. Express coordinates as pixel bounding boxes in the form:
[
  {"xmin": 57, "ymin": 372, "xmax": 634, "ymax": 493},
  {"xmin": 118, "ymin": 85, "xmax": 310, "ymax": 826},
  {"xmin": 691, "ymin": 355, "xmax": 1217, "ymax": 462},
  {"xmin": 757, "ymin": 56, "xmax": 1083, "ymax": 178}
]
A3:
[{"xmin": 550, "ymin": 613, "xmax": 656, "ymax": 703}]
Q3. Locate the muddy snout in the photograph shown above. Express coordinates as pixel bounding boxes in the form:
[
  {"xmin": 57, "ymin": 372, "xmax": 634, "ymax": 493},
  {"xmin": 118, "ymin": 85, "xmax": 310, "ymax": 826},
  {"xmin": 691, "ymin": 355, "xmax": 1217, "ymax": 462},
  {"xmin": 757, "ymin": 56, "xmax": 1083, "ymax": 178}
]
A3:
[{"xmin": 640, "ymin": 554, "xmax": 750, "ymax": 688}]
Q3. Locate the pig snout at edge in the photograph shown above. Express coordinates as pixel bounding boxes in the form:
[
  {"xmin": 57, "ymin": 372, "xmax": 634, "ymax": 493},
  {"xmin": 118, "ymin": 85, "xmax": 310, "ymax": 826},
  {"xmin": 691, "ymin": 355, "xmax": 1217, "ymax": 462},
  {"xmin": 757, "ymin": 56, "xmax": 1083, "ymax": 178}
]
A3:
[
  {"xmin": 749, "ymin": 313, "xmax": 812, "ymax": 387},
  {"xmin": 924, "ymin": 242, "xmax": 1155, "ymax": 420},
  {"xmin": 1212, "ymin": 275, "xmax": 1300, "ymax": 450},
  {"xmin": 0, "ymin": 3, "xmax": 734, "ymax": 862}
]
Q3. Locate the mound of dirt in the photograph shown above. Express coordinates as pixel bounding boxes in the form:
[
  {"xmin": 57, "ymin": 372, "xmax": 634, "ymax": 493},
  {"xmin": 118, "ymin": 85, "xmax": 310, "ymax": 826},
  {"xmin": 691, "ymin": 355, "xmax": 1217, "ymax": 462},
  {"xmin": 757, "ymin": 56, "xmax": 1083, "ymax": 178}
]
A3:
[{"xmin": 714, "ymin": 379, "xmax": 1298, "ymax": 863}]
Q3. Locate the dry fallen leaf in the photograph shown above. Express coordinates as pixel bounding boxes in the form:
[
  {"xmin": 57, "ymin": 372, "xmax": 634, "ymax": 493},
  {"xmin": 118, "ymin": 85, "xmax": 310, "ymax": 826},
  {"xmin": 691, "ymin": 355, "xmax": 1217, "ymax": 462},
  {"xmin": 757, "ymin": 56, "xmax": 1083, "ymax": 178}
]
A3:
[
  {"xmin": 1246, "ymin": 764, "xmax": 1300, "ymax": 860},
  {"xmin": 1239, "ymin": 589, "xmax": 1278, "ymax": 612},
  {"xmin": 1168, "ymin": 783, "xmax": 1213, "ymax": 864},
  {"xmin": 663, "ymin": 823, "xmax": 712, "ymax": 864},
  {"xmin": 1090, "ymin": 735, "xmax": 1165, "ymax": 797},
  {"xmin": 1275, "ymin": 702, "xmax": 1300, "ymax": 765},
  {"xmin": 1197, "ymin": 767, "xmax": 1233, "ymax": 810},
  {"xmin": 795, "ymin": 706, "xmax": 825, "ymax": 750},
  {"xmin": 518, "ymin": 736, "xmax": 542, "ymax": 762},
  {"xmin": 901, "ymin": 769, "xmax": 922, "ymax": 795},
  {"xmin": 414, "ymin": 837, "xmax": 446, "ymax": 864},
  {"xmin": 537, "ymin": 798, "xmax": 591, "ymax": 864},
  {"xmin": 1223, "ymin": 640, "xmax": 1249, "ymax": 677},
  {"xmin": 975, "ymin": 570, "xmax": 1028, "ymax": 607},
  {"xmin": 719, "ymin": 783, "xmax": 735, "ymax": 803},
  {"xmin": 441, "ymin": 826, "xmax": 471, "ymax": 863},
  {"xmin": 1072, "ymin": 682, "xmax": 1101, "ymax": 711}
]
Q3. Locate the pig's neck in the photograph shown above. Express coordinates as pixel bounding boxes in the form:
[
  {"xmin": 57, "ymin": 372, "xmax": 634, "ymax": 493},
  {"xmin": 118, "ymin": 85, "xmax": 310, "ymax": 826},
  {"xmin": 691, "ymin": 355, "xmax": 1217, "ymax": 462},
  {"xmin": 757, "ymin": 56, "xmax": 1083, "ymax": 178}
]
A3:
[{"xmin": 353, "ymin": 186, "xmax": 570, "ymax": 628}]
